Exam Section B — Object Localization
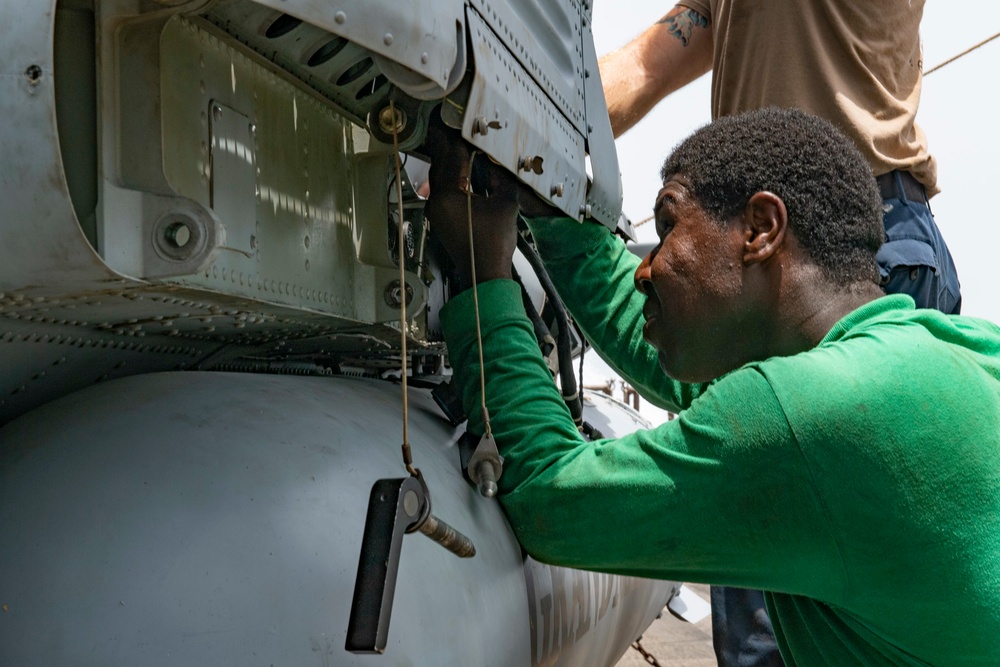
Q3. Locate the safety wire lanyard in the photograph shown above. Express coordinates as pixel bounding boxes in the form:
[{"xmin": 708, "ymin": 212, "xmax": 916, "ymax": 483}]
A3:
[
  {"xmin": 389, "ymin": 101, "xmax": 418, "ymax": 478},
  {"xmin": 465, "ymin": 150, "xmax": 493, "ymax": 438},
  {"xmin": 384, "ymin": 110, "xmax": 480, "ymax": 562},
  {"xmin": 390, "ymin": 108, "xmax": 493, "ymax": 476}
]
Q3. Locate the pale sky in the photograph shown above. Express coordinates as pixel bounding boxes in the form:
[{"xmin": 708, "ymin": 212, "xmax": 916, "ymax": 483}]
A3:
[{"xmin": 590, "ymin": 1, "xmax": 1000, "ymax": 323}]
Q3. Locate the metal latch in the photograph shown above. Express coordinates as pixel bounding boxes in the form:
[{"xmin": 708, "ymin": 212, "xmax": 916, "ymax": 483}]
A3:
[
  {"xmin": 457, "ymin": 431, "xmax": 505, "ymax": 498},
  {"xmin": 345, "ymin": 474, "xmax": 475, "ymax": 654}
]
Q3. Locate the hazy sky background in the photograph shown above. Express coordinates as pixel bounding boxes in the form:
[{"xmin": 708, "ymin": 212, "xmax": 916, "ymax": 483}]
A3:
[{"xmin": 590, "ymin": 1, "xmax": 1000, "ymax": 323}]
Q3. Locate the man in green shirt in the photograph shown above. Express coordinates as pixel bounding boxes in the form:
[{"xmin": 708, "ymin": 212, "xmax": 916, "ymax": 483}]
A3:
[{"xmin": 425, "ymin": 107, "xmax": 1000, "ymax": 665}]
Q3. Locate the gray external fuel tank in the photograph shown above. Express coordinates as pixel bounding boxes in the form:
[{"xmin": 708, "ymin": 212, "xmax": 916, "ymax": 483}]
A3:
[{"xmin": 0, "ymin": 372, "xmax": 673, "ymax": 665}]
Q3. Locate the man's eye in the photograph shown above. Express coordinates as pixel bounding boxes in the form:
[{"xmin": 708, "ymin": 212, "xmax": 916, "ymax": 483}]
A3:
[{"xmin": 656, "ymin": 218, "xmax": 674, "ymax": 237}]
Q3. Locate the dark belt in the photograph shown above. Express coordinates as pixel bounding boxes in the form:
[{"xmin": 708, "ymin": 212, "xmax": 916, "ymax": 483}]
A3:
[{"xmin": 876, "ymin": 170, "xmax": 928, "ymax": 205}]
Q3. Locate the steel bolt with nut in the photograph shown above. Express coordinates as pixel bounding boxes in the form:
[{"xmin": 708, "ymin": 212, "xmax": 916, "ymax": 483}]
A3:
[{"xmin": 378, "ymin": 106, "xmax": 406, "ymax": 135}]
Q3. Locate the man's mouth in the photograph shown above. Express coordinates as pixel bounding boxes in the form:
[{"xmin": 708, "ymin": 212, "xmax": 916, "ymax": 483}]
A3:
[{"xmin": 642, "ymin": 305, "xmax": 658, "ymax": 341}]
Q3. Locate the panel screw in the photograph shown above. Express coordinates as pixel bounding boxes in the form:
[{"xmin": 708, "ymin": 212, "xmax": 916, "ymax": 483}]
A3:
[
  {"xmin": 519, "ymin": 156, "xmax": 544, "ymax": 174},
  {"xmin": 334, "ymin": 11, "xmax": 346, "ymax": 24},
  {"xmin": 153, "ymin": 213, "xmax": 205, "ymax": 261},
  {"xmin": 378, "ymin": 105, "xmax": 406, "ymax": 134},
  {"xmin": 384, "ymin": 280, "xmax": 414, "ymax": 308},
  {"xmin": 472, "ymin": 117, "xmax": 502, "ymax": 136},
  {"xmin": 24, "ymin": 65, "xmax": 41, "ymax": 85},
  {"xmin": 550, "ymin": 183, "xmax": 564, "ymax": 198},
  {"xmin": 163, "ymin": 221, "xmax": 192, "ymax": 249}
]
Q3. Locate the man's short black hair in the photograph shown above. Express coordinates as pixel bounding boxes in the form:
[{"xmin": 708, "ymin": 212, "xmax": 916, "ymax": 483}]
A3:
[{"xmin": 660, "ymin": 107, "xmax": 883, "ymax": 285}]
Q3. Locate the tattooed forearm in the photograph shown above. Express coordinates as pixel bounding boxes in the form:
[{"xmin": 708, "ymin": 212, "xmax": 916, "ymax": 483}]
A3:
[{"xmin": 656, "ymin": 7, "xmax": 710, "ymax": 47}]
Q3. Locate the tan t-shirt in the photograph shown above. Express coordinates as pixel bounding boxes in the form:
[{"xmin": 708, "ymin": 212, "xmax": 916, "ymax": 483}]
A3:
[{"xmin": 677, "ymin": 0, "xmax": 938, "ymax": 195}]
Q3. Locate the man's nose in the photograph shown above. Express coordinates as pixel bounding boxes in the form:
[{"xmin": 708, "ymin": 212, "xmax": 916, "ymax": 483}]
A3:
[{"xmin": 634, "ymin": 253, "xmax": 654, "ymax": 295}]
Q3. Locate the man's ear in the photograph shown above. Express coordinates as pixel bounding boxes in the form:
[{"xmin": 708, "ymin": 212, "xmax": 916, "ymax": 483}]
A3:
[{"xmin": 741, "ymin": 191, "xmax": 788, "ymax": 265}]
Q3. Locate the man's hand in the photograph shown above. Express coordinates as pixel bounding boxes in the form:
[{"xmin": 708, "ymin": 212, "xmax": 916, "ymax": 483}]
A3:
[{"xmin": 423, "ymin": 120, "xmax": 519, "ymax": 290}]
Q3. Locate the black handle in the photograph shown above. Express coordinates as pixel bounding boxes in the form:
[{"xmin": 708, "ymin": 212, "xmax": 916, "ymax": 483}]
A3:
[
  {"xmin": 345, "ymin": 475, "xmax": 476, "ymax": 654},
  {"xmin": 345, "ymin": 477, "xmax": 422, "ymax": 654}
]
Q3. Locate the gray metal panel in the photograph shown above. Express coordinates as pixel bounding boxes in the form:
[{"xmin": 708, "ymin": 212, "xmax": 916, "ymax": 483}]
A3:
[
  {"xmin": 0, "ymin": 283, "xmax": 432, "ymax": 425},
  {"xmin": 201, "ymin": 0, "xmax": 623, "ymax": 229},
  {"xmin": 244, "ymin": 0, "xmax": 467, "ymax": 98},
  {"xmin": 0, "ymin": 0, "xmax": 119, "ymax": 289},
  {"xmin": 156, "ymin": 16, "xmax": 411, "ymax": 316},
  {"xmin": 462, "ymin": 7, "xmax": 588, "ymax": 223},
  {"xmin": 467, "ymin": 0, "xmax": 588, "ymax": 136},
  {"xmin": 0, "ymin": 315, "xmax": 209, "ymax": 421},
  {"xmin": 204, "ymin": 0, "xmax": 394, "ymax": 123},
  {"xmin": 580, "ymin": 14, "xmax": 626, "ymax": 231},
  {"xmin": 0, "ymin": 0, "xmax": 625, "ymax": 436},
  {"xmin": 462, "ymin": 0, "xmax": 625, "ymax": 230}
]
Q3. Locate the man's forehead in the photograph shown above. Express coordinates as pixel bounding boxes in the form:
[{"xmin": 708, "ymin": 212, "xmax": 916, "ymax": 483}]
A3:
[
  {"xmin": 655, "ymin": 175, "xmax": 695, "ymax": 209},
  {"xmin": 661, "ymin": 173, "xmax": 691, "ymax": 189}
]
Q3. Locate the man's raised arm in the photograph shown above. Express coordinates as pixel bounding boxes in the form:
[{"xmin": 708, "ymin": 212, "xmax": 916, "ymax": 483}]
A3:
[{"xmin": 599, "ymin": 4, "xmax": 713, "ymax": 137}]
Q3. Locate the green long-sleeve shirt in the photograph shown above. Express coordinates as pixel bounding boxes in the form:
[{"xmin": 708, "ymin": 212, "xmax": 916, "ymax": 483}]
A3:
[{"xmin": 440, "ymin": 216, "xmax": 1000, "ymax": 665}]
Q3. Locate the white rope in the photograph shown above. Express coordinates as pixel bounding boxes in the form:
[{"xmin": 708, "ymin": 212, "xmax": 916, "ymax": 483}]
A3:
[
  {"xmin": 389, "ymin": 100, "xmax": 417, "ymax": 476},
  {"xmin": 925, "ymin": 30, "xmax": 1000, "ymax": 76},
  {"xmin": 465, "ymin": 154, "xmax": 493, "ymax": 437}
]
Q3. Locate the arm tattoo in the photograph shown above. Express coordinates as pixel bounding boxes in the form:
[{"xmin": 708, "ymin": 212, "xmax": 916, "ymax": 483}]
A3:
[{"xmin": 656, "ymin": 7, "xmax": 710, "ymax": 47}]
